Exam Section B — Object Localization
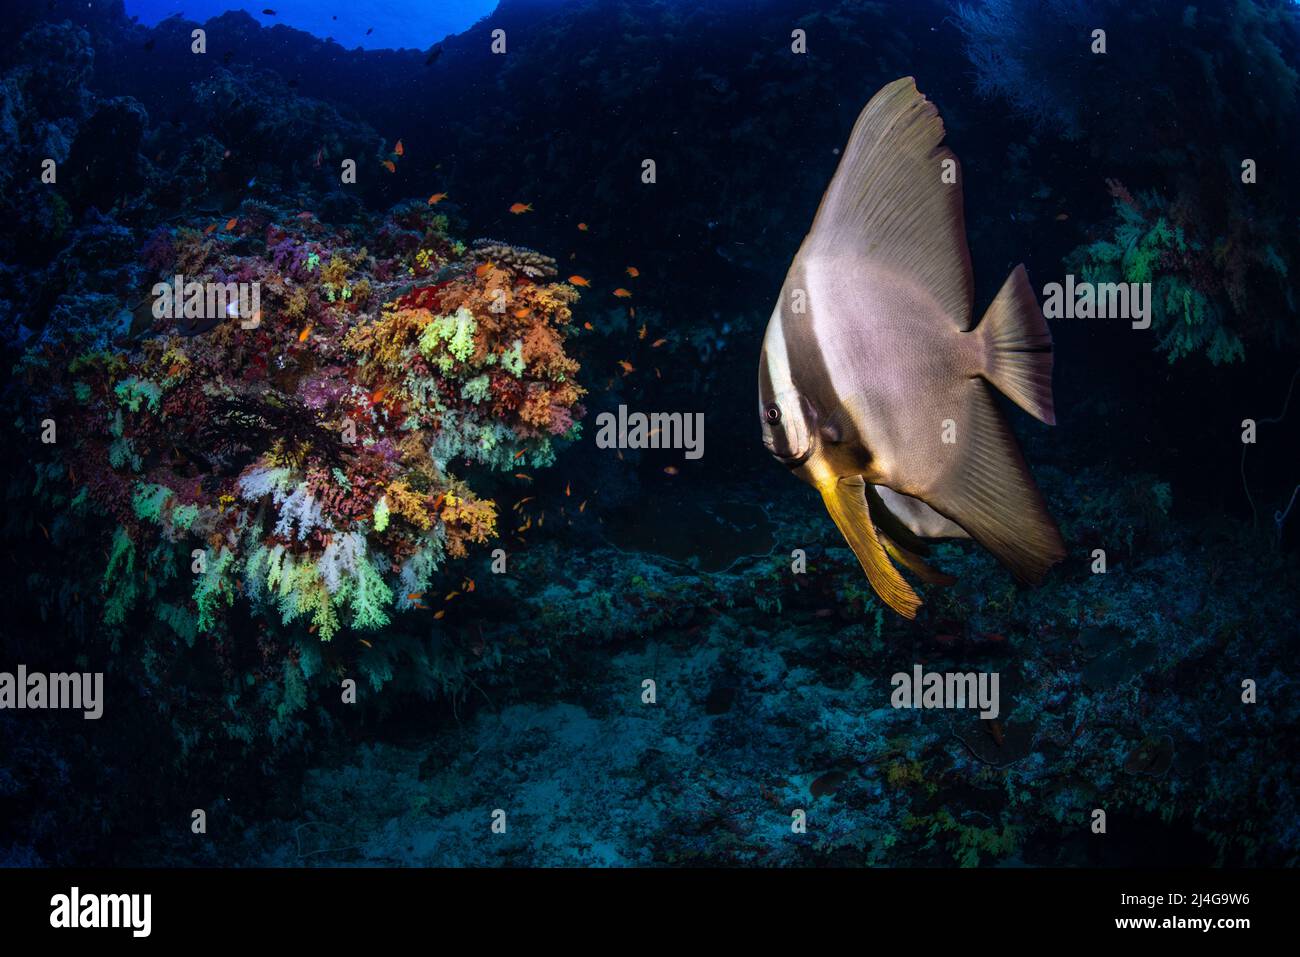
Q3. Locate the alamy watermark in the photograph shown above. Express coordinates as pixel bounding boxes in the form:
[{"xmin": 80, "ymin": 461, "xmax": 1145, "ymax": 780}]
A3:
[
  {"xmin": 594, "ymin": 404, "xmax": 704, "ymax": 459},
  {"xmin": 890, "ymin": 665, "xmax": 1000, "ymax": 719},
  {"xmin": 152, "ymin": 275, "xmax": 261, "ymax": 328},
  {"xmin": 0, "ymin": 665, "xmax": 103, "ymax": 719},
  {"xmin": 1042, "ymin": 274, "xmax": 1150, "ymax": 329},
  {"xmin": 50, "ymin": 887, "xmax": 151, "ymax": 937}
]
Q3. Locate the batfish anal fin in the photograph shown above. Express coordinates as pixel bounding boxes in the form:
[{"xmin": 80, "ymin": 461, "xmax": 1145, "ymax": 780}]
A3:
[
  {"xmin": 977, "ymin": 264, "xmax": 1056, "ymax": 425},
  {"xmin": 820, "ymin": 475, "xmax": 922, "ymax": 618},
  {"xmin": 805, "ymin": 76, "xmax": 974, "ymax": 330},
  {"xmin": 925, "ymin": 383, "xmax": 1066, "ymax": 584}
]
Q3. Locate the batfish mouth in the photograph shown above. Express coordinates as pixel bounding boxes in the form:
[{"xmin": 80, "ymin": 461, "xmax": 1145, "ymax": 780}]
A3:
[{"xmin": 766, "ymin": 441, "xmax": 812, "ymax": 468}]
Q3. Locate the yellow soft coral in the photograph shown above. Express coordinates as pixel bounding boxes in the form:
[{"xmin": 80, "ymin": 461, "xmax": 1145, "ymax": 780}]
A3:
[{"xmin": 440, "ymin": 495, "xmax": 498, "ymax": 558}]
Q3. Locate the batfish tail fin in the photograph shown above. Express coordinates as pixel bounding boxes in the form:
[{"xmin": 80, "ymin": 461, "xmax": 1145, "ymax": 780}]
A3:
[
  {"xmin": 976, "ymin": 264, "xmax": 1056, "ymax": 425},
  {"xmin": 929, "ymin": 384, "xmax": 1066, "ymax": 584},
  {"xmin": 820, "ymin": 476, "xmax": 922, "ymax": 618}
]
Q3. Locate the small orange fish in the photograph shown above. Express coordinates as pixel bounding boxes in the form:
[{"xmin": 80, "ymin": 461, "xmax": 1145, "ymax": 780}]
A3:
[
  {"xmin": 382, "ymin": 160, "xmax": 396, "ymax": 173},
  {"xmin": 445, "ymin": 591, "xmax": 459, "ymax": 601},
  {"xmin": 651, "ymin": 338, "xmax": 667, "ymax": 348},
  {"xmin": 654, "ymin": 367, "xmax": 662, "ymax": 379},
  {"xmin": 475, "ymin": 263, "xmax": 493, "ymax": 277},
  {"xmin": 565, "ymin": 482, "xmax": 571, "ymax": 497},
  {"xmin": 204, "ymin": 223, "xmax": 218, "ymax": 235},
  {"xmin": 359, "ymin": 638, "xmax": 373, "ymax": 648},
  {"xmin": 513, "ymin": 496, "xmax": 534, "ymax": 509},
  {"xmin": 568, "ymin": 275, "xmax": 591, "ymax": 287},
  {"xmin": 577, "ymin": 222, "xmax": 589, "ymax": 231},
  {"xmin": 407, "ymin": 592, "xmax": 424, "ymax": 601},
  {"xmin": 579, "ymin": 500, "xmax": 587, "ymax": 513},
  {"xmin": 663, "ymin": 466, "xmax": 679, "ymax": 476},
  {"xmin": 427, "ymin": 192, "xmax": 448, "ymax": 205},
  {"xmin": 394, "ymin": 139, "xmax": 404, "ymax": 157},
  {"xmin": 625, "ymin": 266, "xmax": 639, "ymax": 277},
  {"xmin": 308, "ymin": 623, "xmax": 317, "ymax": 634},
  {"xmin": 514, "ymin": 473, "xmax": 533, "ymax": 482},
  {"xmin": 514, "ymin": 308, "xmax": 530, "ymax": 318},
  {"xmin": 224, "ymin": 218, "xmax": 238, "ymax": 231},
  {"xmin": 638, "ymin": 323, "xmax": 647, "ymax": 340},
  {"xmin": 513, "ymin": 449, "xmax": 527, "ymax": 460},
  {"xmin": 297, "ymin": 324, "xmax": 312, "ymax": 342},
  {"xmin": 38, "ymin": 522, "xmax": 50, "ymax": 541},
  {"xmin": 583, "ymin": 321, "xmax": 594, "ymax": 331},
  {"xmin": 1055, "ymin": 212, "xmax": 1069, "ymax": 221},
  {"xmin": 613, "ymin": 288, "xmax": 632, "ymax": 298},
  {"xmin": 434, "ymin": 610, "xmax": 446, "ymax": 620},
  {"xmin": 370, "ymin": 385, "xmax": 389, "ymax": 404},
  {"xmin": 509, "ymin": 202, "xmax": 533, "ymax": 214},
  {"xmin": 466, "ymin": 578, "xmax": 476, "ymax": 593},
  {"xmin": 432, "ymin": 492, "xmax": 446, "ymax": 511},
  {"xmin": 618, "ymin": 360, "xmax": 635, "ymax": 375}
]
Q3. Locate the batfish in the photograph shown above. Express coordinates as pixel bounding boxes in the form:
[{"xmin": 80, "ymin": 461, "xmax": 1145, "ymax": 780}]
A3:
[{"xmin": 758, "ymin": 77, "xmax": 1065, "ymax": 618}]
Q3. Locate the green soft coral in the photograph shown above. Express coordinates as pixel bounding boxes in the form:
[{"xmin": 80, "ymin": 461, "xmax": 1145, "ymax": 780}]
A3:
[
  {"xmin": 195, "ymin": 547, "xmax": 236, "ymax": 632},
  {"xmin": 1070, "ymin": 192, "xmax": 1245, "ymax": 365},
  {"xmin": 418, "ymin": 307, "xmax": 477, "ymax": 368},
  {"xmin": 114, "ymin": 376, "xmax": 164, "ymax": 414}
]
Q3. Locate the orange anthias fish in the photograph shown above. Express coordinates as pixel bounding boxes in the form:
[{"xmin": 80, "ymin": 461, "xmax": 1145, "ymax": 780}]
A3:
[
  {"xmin": 204, "ymin": 223, "xmax": 218, "ymax": 235},
  {"xmin": 577, "ymin": 222, "xmax": 589, "ymax": 231},
  {"xmin": 618, "ymin": 360, "xmax": 635, "ymax": 375},
  {"xmin": 427, "ymin": 192, "xmax": 448, "ymax": 205},
  {"xmin": 514, "ymin": 473, "xmax": 533, "ymax": 482},
  {"xmin": 514, "ymin": 307, "xmax": 530, "ymax": 318},
  {"xmin": 224, "ymin": 217, "xmax": 238, "ymax": 231},
  {"xmin": 664, "ymin": 466, "xmax": 680, "ymax": 476},
  {"xmin": 568, "ymin": 275, "xmax": 591, "ymax": 287},
  {"xmin": 651, "ymin": 338, "xmax": 668, "ymax": 348},
  {"xmin": 565, "ymin": 482, "xmax": 571, "ymax": 497},
  {"xmin": 509, "ymin": 203, "xmax": 533, "ymax": 214},
  {"xmin": 613, "ymin": 288, "xmax": 633, "ymax": 298},
  {"xmin": 638, "ymin": 323, "xmax": 647, "ymax": 340},
  {"xmin": 626, "ymin": 267, "xmax": 640, "ymax": 277},
  {"xmin": 475, "ymin": 262, "xmax": 494, "ymax": 277},
  {"xmin": 583, "ymin": 321, "xmax": 594, "ymax": 331},
  {"xmin": 297, "ymin": 325, "xmax": 313, "ymax": 342},
  {"xmin": 370, "ymin": 385, "xmax": 389, "ymax": 404},
  {"xmin": 394, "ymin": 139, "xmax": 405, "ymax": 157},
  {"xmin": 382, "ymin": 160, "xmax": 397, "ymax": 173}
]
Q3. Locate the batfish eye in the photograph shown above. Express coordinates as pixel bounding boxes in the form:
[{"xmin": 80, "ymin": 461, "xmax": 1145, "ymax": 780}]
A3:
[{"xmin": 765, "ymin": 405, "xmax": 781, "ymax": 423}]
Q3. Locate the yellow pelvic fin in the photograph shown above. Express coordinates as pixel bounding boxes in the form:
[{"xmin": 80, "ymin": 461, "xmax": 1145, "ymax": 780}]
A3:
[{"xmin": 819, "ymin": 475, "xmax": 922, "ymax": 618}]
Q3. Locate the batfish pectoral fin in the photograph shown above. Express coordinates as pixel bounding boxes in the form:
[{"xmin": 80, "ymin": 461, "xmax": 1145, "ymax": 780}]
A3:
[
  {"xmin": 880, "ymin": 532, "xmax": 957, "ymax": 587},
  {"xmin": 820, "ymin": 475, "xmax": 922, "ymax": 619},
  {"xmin": 863, "ymin": 483, "xmax": 956, "ymax": 586}
]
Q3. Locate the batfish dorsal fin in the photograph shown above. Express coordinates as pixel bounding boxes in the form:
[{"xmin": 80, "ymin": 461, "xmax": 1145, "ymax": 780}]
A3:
[
  {"xmin": 804, "ymin": 76, "xmax": 974, "ymax": 329},
  {"xmin": 923, "ymin": 382, "xmax": 1067, "ymax": 584}
]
